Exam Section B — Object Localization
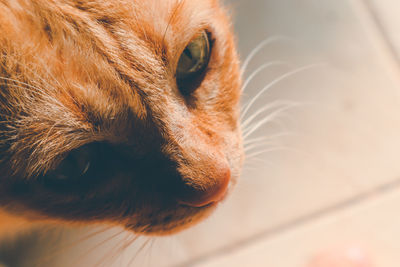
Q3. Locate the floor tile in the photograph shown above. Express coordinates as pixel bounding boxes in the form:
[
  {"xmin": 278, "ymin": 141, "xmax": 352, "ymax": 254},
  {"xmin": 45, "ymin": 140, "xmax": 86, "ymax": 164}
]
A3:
[
  {"xmin": 195, "ymin": 183, "xmax": 400, "ymax": 267},
  {"xmin": 366, "ymin": 0, "xmax": 400, "ymax": 61}
]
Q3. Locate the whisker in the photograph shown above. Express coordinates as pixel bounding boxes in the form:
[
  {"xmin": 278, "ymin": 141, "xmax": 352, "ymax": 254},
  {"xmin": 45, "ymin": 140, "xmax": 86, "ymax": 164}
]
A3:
[
  {"xmin": 35, "ymin": 225, "xmax": 112, "ymax": 266},
  {"xmin": 241, "ymin": 63, "xmax": 324, "ymax": 120},
  {"xmin": 121, "ymin": 233, "xmax": 141, "ymax": 250},
  {"xmin": 119, "ymin": 234, "xmax": 142, "ymax": 263},
  {"xmin": 245, "ymin": 140, "xmax": 282, "ymax": 152},
  {"xmin": 146, "ymin": 238, "xmax": 156, "ymax": 267},
  {"xmin": 244, "ymin": 158, "xmax": 275, "ymax": 168},
  {"xmin": 246, "ymin": 146, "xmax": 288, "ymax": 160},
  {"xmin": 128, "ymin": 238, "xmax": 152, "ymax": 267},
  {"xmin": 241, "ymin": 100, "xmax": 300, "ymax": 128},
  {"xmin": 242, "ymin": 61, "xmax": 292, "ymax": 92},
  {"xmin": 244, "ymin": 132, "xmax": 294, "ymax": 145},
  {"xmin": 94, "ymin": 232, "xmax": 139, "ymax": 267},
  {"xmin": 242, "ymin": 35, "xmax": 293, "ymax": 73},
  {"xmin": 70, "ymin": 228, "xmax": 126, "ymax": 266},
  {"xmin": 243, "ymin": 105, "xmax": 295, "ymax": 139},
  {"xmin": 246, "ymin": 145, "xmax": 312, "ymax": 161}
]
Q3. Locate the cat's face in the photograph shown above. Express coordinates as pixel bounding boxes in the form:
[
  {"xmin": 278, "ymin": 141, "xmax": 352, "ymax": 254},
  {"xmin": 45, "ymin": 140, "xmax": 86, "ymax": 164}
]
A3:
[{"xmin": 0, "ymin": 0, "xmax": 242, "ymax": 235}]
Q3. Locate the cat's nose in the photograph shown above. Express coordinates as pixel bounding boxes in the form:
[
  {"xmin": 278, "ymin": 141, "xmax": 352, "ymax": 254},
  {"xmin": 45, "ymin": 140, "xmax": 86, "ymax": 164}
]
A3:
[{"xmin": 178, "ymin": 167, "xmax": 231, "ymax": 208}]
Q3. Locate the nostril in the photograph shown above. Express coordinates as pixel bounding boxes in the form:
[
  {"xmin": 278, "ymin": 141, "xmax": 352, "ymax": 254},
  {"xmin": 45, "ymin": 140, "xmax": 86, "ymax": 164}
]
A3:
[{"xmin": 178, "ymin": 168, "xmax": 231, "ymax": 208}]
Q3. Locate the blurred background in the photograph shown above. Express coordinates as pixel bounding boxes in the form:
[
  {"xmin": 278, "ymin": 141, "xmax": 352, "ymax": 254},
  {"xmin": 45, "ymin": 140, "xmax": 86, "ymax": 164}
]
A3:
[{"xmin": 3, "ymin": 0, "xmax": 400, "ymax": 266}]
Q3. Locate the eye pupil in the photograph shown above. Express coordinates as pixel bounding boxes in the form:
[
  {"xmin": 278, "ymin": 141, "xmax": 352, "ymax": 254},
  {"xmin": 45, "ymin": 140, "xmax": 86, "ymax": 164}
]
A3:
[
  {"xmin": 184, "ymin": 49, "xmax": 193, "ymax": 60},
  {"xmin": 47, "ymin": 145, "xmax": 92, "ymax": 180},
  {"xmin": 176, "ymin": 31, "xmax": 211, "ymax": 95}
]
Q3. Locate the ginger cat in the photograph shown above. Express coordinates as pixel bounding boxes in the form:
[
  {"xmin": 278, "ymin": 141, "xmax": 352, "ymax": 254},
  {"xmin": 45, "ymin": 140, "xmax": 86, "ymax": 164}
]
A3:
[{"xmin": 0, "ymin": 0, "xmax": 243, "ymax": 237}]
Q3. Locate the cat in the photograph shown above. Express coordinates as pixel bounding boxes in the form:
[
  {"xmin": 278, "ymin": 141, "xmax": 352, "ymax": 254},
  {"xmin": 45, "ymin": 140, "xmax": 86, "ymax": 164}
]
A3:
[{"xmin": 0, "ymin": 0, "xmax": 243, "ymax": 238}]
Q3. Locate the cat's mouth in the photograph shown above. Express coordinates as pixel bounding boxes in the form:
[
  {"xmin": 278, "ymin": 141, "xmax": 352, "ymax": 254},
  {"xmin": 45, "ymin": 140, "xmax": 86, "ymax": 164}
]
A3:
[
  {"xmin": 125, "ymin": 198, "xmax": 221, "ymax": 236},
  {"xmin": 2, "ymin": 141, "xmax": 236, "ymax": 235},
  {"xmin": 125, "ymin": 167, "xmax": 234, "ymax": 235}
]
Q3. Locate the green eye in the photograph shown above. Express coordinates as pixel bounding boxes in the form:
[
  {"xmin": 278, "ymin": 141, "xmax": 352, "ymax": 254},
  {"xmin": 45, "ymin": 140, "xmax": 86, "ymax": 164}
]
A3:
[{"xmin": 176, "ymin": 31, "xmax": 211, "ymax": 95}]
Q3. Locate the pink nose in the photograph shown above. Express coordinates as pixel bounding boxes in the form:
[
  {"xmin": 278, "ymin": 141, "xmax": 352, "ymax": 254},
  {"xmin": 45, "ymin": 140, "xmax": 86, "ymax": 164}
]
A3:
[{"xmin": 178, "ymin": 168, "xmax": 231, "ymax": 208}]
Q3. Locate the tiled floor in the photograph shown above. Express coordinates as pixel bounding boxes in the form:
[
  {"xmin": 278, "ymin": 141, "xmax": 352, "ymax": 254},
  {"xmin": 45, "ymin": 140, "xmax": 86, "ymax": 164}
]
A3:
[
  {"xmin": 5, "ymin": 0, "xmax": 400, "ymax": 266},
  {"xmin": 195, "ymin": 184, "xmax": 400, "ymax": 267}
]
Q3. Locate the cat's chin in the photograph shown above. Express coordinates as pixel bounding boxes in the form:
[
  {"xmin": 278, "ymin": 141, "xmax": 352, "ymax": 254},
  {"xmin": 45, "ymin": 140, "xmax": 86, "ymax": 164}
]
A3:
[
  {"xmin": 125, "ymin": 202, "xmax": 219, "ymax": 236},
  {"xmin": 130, "ymin": 163, "xmax": 239, "ymax": 236},
  {"xmin": 125, "ymin": 169, "xmax": 239, "ymax": 236}
]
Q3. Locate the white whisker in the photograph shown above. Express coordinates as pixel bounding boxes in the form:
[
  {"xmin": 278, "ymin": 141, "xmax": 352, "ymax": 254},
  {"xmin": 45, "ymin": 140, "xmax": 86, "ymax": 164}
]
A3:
[
  {"xmin": 70, "ymin": 228, "xmax": 126, "ymax": 266},
  {"xmin": 245, "ymin": 141, "xmax": 279, "ymax": 152},
  {"xmin": 242, "ymin": 100, "xmax": 300, "ymax": 128},
  {"xmin": 246, "ymin": 146, "xmax": 288, "ymax": 160},
  {"xmin": 243, "ymin": 105, "xmax": 295, "ymax": 139},
  {"xmin": 242, "ymin": 61, "xmax": 292, "ymax": 92},
  {"xmin": 242, "ymin": 35, "xmax": 293, "ymax": 73},
  {"xmin": 244, "ymin": 132, "xmax": 294, "ymax": 145},
  {"xmin": 245, "ymin": 158, "xmax": 274, "ymax": 166},
  {"xmin": 241, "ymin": 63, "xmax": 324, "ymax": 120}
]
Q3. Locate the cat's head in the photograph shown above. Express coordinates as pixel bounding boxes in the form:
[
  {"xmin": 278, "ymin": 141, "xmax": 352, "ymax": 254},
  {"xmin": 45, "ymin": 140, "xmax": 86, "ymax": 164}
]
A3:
[{"xmin": 0, "ymin": 0, "xmax": 243, "ymax": 235}]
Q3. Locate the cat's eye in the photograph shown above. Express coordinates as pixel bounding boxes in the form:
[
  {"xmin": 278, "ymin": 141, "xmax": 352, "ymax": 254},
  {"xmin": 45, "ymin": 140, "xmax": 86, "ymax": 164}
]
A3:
[
  {"xmin": 46, "ymin": 145, "xmax": 92, "ymax": 181},
  {"xmin": 43, "ymin": 142, "xmax": 127, "ymax": 183},
  {"xmin": 176, "ymin": 31, "xmax": 211, "ymax": 95}
]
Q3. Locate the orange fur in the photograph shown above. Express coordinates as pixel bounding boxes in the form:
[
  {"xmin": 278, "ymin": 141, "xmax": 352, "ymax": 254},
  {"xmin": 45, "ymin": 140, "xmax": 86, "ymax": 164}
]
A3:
[{"xmin": 0, "ymin": 0, "xmax": 242, "ymax": 236}]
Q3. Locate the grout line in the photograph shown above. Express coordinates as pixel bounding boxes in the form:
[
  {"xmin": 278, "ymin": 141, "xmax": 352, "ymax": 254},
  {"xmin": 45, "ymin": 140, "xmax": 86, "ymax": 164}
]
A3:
[
  {"xmin": 173, "ymin": 177, "xmax": 400, "ymax": 267},
  {"xmin": 361, "ymin": 0, "xmax": 400, "ymax": 69},
  {"xmin": 351, "ymin": 0, "xmax": 400, "ymax": 81}
]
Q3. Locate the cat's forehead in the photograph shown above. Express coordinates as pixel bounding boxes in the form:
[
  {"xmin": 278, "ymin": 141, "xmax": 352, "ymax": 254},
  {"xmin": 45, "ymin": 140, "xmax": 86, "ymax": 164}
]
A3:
[
  {"xmin": 69, "ymin": 0, "xmax": 228, "ymax": 70},
  {"xmin": 136, "ymin": 0, "xmax": 218, "ymax": 29},
  {"xmin": 83, "ymin": 0, "xmax": 222, "ymax": 46},
  {"xmin": 130, "ymin": 0, "xmax": 218, "ymax": 25}
]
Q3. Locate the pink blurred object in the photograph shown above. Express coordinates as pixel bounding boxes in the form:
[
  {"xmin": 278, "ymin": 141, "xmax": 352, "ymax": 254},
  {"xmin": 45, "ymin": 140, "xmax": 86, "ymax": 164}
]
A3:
[{"xmin": 307, "ymin": 245, "xmax": 374, "ymax": 267}]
